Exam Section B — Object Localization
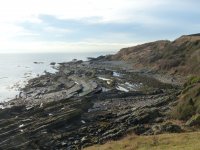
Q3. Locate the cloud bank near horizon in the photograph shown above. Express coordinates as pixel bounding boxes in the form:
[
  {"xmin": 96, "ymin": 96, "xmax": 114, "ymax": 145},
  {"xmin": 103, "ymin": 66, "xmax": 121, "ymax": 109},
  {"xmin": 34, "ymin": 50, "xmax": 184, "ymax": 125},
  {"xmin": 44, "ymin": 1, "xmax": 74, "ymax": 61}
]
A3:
[{"xmin": 0, "ymin": 0, "xmax": 199, "ymax": 53}]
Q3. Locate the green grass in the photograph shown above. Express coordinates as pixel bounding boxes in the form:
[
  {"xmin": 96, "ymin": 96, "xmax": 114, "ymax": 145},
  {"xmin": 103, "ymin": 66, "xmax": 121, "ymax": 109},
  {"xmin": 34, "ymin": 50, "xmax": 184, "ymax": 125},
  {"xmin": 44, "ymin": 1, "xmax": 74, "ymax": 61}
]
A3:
[
  {"xmin": 184, "ymin": 76, "xmax": 200, "ymax": 87},
  {"xmin": 85, "ymin": 132, "xmax": 200, "ymax": 150},
  {"xmin": 172, "ymin": 76, "xmax": 200, "ymax": 120}
]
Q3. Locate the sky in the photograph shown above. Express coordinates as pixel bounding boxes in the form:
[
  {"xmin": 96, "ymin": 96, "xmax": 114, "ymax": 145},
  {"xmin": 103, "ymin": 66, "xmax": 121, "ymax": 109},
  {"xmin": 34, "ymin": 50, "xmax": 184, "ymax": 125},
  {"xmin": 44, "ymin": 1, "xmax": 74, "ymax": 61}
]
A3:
[{"xmin": 0, "ymin": 0, "xmax": 199, "ymax": 53}]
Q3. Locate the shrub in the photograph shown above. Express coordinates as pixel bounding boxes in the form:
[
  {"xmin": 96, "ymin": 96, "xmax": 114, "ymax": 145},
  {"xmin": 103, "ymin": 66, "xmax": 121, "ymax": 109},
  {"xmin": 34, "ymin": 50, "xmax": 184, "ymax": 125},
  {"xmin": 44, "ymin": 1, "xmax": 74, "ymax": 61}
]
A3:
[
  {"xmin": 172, "ymin": 77, "xmax": 200, "ymax": 120},
  {"xmin": 173, "ymin": 98, "xmax": 195, "ymax": 120}
]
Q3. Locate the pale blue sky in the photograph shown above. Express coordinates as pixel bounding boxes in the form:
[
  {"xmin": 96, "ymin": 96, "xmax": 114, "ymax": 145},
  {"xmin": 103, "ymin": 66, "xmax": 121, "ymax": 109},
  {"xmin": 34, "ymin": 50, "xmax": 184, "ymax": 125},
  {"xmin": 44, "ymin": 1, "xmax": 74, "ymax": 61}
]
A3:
[{"xmin": 0, "ymin": 0, "xmax": 199, "ymax": 53}]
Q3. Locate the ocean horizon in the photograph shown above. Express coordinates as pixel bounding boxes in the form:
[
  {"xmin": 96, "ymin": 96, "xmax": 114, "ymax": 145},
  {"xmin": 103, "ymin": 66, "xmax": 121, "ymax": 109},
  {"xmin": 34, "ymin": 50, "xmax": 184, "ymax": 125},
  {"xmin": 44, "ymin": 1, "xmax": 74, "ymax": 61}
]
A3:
[{"xmin": 0, "ymin": 52, "xmax": 112, "ymax": 102}]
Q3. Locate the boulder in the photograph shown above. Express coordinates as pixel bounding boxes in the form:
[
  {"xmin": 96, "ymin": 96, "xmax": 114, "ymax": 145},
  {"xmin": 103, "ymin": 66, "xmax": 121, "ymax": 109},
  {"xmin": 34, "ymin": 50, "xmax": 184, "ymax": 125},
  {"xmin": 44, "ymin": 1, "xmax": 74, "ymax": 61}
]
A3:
[
  {"xmin": 133, "ymin": 108, "xmax": 161, "ymax": 124},
  {"xmin": 151, "ymin": 122, "xmax": 182, "ymax": 134},
  {"xmin": 50, "ymin": 62, "xmax": 56, "ymax": 65}
]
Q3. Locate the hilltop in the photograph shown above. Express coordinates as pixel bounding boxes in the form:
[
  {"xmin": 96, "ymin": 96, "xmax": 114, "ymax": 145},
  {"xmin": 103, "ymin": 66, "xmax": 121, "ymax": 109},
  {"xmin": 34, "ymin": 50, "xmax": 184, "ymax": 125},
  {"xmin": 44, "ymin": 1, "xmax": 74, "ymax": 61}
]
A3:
[{"xmin": 106, "ymin": 34, "xmax": 200, "ymax": 76}]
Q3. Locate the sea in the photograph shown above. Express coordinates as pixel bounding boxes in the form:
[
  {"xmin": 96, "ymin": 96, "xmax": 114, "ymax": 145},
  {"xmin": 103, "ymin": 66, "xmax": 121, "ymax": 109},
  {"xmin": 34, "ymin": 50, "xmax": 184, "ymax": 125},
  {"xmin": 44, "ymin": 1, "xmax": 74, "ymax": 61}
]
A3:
[{"xmin": 0, "ymin": 52, "xmax": 112, "ymax": 102}]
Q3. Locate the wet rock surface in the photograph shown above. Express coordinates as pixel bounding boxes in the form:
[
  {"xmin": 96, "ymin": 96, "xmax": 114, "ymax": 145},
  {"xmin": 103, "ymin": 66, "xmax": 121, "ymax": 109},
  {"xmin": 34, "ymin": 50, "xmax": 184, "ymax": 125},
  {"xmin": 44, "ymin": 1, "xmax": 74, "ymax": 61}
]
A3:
[{"xmin": 0, "ymin": 59, "xmax": 181, "ymax": 149}]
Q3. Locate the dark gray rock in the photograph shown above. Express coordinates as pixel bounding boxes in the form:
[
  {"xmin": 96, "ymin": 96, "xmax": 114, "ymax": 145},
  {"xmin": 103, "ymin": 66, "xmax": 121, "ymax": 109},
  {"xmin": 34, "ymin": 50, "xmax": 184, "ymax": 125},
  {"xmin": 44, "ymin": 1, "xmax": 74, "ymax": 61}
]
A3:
[{"xmin": 0, "ymin": 59, "xmax": 180, "ymax": 149}]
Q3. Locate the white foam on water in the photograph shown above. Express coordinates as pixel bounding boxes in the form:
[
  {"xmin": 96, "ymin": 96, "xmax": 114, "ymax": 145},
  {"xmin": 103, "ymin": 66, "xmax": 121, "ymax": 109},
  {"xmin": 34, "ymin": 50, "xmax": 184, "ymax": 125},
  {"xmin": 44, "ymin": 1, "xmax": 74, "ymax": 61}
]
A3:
[
  {"xmin": 113, "ymin": 72, "xmax": 121, "ymax": 77},
  {"xmin": 98, "ymin": 77, "xmax": 111, "ymax": 81},
  {"xmin": 116, "ymin": 86, "xmax": 129, "ymax": 92},
  {"xmin": 0, "ymin": 52, "xmax": 110, "ymax": 102}
]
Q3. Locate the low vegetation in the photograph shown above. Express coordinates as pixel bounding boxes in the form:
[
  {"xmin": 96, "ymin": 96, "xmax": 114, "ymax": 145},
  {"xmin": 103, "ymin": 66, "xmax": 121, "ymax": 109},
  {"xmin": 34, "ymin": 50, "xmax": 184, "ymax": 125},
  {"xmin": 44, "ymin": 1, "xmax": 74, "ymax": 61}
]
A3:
[
  {"xmin": 85, "ymin": 76, "xmax": 200, "ymax": 150},
  {"xmin": 109, "ymin": 35, "xmax": 200, "ymax": 75},
  {"xmin": 85, "ymin": 132, "xmax": 200, "ymax": 150},
  {"xmin": 172, "ymin": 76, "xmax": 200, "ymax": 120}
]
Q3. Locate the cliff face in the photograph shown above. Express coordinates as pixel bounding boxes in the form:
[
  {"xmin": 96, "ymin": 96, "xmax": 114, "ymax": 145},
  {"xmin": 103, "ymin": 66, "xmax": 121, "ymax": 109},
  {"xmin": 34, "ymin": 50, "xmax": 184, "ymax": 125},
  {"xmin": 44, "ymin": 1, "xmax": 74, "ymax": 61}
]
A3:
[{"xmin": 109, "ymin": 34, "xmax": 200, "ymax": 76}]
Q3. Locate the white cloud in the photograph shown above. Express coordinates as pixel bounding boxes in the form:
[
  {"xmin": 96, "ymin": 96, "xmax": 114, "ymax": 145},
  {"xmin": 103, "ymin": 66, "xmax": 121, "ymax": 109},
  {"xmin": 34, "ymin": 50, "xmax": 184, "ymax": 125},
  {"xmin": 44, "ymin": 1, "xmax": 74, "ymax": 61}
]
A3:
[
  {"xmin": 0, "ymin": 0, "xmax": 198, "ymax": 25},
  {"xmin": 0, "ymin": 0, "xmax": 168, "ymax": 23},
  {"xmin": 44, "ymin": 27, "xmax": 72, "ymax": 33},
  {"xmin": 0, "ymin": 0, "xmax": 199, "ymax": 53},
  {"xmin": 0, "ymin": 40, "xmax": 138, "ymax": 53},
  {"xmin": 1, "ymin": 0, "xmax": 150, "ymax": 52}
]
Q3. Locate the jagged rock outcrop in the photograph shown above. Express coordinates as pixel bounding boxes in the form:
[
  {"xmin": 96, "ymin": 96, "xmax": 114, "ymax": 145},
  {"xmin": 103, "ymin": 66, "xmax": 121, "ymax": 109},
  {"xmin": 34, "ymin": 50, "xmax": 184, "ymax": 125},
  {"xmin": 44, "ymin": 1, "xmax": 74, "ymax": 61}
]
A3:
[{"xmin": 0, "ymin": 59, "xmax": 180, "ymax": 149}]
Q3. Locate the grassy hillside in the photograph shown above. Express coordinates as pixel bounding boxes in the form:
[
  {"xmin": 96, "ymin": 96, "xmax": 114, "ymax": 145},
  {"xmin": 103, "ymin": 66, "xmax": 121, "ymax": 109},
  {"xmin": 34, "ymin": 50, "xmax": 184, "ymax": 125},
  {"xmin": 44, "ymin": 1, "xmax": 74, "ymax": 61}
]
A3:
[
  {"xmin": 109, "ymin": 34, "xmax": 200, "ymax": 76},
  {"xmin": 85, "ymin": 132, "xmax": 200, "ymax": 150},
  {"xmin": 172, "ymin": 76, "xmax": 200, "ymax": 121}
]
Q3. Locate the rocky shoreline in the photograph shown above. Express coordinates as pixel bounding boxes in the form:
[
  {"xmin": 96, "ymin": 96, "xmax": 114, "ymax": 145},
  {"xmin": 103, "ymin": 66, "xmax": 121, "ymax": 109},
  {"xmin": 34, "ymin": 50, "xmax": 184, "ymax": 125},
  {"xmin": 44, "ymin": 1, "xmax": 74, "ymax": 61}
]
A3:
[{"xmin": 0, "ymin": 58, "xmax": 182, "ymax": 149}]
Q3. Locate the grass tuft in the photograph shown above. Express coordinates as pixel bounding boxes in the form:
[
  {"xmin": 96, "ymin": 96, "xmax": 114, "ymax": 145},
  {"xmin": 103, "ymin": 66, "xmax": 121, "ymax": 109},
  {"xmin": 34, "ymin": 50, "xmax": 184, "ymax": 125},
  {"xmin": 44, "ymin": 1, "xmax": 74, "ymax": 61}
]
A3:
[{"xmin": 85, "ymin": 132, "xmax": 200, "ymax": 150}]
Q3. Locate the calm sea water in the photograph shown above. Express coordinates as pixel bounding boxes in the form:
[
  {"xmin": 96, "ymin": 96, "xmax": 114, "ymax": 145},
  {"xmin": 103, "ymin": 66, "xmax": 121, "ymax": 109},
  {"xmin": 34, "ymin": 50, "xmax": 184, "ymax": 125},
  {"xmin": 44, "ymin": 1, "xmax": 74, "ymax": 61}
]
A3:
[{"xmin": 0, "ymin": 52, "xmax": 111, "ymax": 102}]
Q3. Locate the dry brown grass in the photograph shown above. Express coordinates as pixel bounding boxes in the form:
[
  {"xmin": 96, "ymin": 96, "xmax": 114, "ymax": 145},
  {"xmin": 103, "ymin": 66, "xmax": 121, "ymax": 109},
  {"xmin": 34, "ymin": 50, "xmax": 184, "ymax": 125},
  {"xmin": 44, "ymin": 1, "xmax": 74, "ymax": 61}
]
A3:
[
  {"xmin": 85, "ymin": 132, "xmax": 200, "ymax": 150},
  {"xmin": 110, "ymin": 35, "xmax": 200, "ymax": 75}
]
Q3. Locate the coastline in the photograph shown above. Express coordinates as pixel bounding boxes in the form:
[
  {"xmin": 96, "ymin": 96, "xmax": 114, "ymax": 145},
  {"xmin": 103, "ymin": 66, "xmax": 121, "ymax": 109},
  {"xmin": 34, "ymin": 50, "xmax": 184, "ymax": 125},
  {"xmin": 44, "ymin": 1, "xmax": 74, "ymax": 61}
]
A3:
[
  {"xmin": 0, "ymin": 56, "xmax": 182, "ymax": 149},
  {"xmin": 0, "ymin": 52, "xmax": 110, "ymax": 103}
]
